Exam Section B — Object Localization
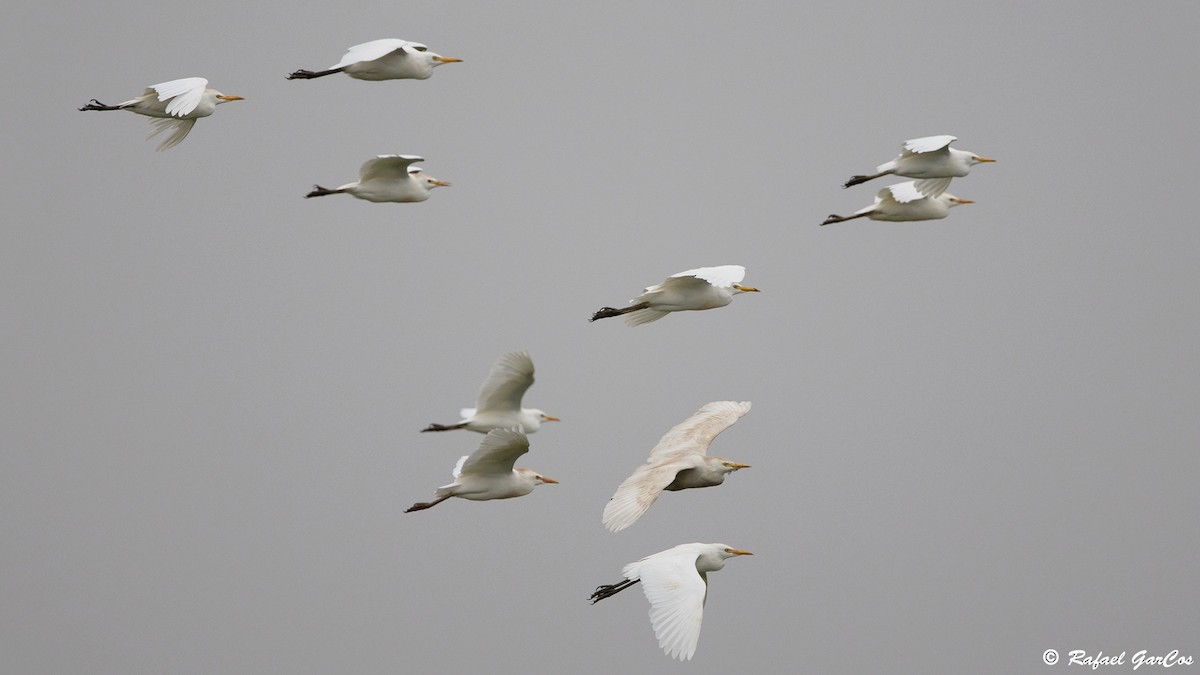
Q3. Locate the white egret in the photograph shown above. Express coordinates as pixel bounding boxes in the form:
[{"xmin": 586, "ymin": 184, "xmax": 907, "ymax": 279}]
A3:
[
  {"xmin": 590, "ymin": 265, "xmax": 759, "ymax": 326},
  {"xmin": 821, "ymin": 178, "xmax": 972, "ymax": 225},
  {"xmin": 288, "ymin": 39, "xmax": 461, "ymax": 81},
  {"xmin": 603, "ymin": 401, "xmax": 751, "ymax": 532},
  {"xmin": 422, "ymin": 352, "xmax": 559, "ymax": 434},
  {"xmin": 843, "ymin": 135, "xmax": 995, "ymax": 188},
  {"xmin": 590, "ymin": 542, "xmax": 753, "ymax": 661},
  {"xmin": 78, "ymin": 77, "xmax": 243, "ymax": 151},
  {"xmin": 405, "ymin": 429, "xmax": 556, "ymax": 512},
  {"xmin": 305, "ymin": 154, "xmax": 449, "ymax": 202}
]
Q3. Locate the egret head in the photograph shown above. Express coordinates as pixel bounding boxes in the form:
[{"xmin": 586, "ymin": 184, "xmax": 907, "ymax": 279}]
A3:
[
  {"xmin": 517, "ymin": 468, "xmax": 558, "ymax": 486},
  {"xmin": 970, "ymin": 154, "xmax": 996, "ymax": 165},
  {"xmin": 717, "ymin": 545, "xmax": 754, "ymax": 559},
  {"xmin": 945, "ymin": 194, "xmax": 974, "ymax": 207},
  {"xmin": 409, "ymin": 169, "xmax": 451, "ymax": 189},
  {"xmin": 718, "ymin": 459, "xmax": 751, "ymax": 474}
]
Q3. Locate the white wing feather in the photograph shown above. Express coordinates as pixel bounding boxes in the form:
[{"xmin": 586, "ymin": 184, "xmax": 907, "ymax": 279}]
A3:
[
  {"xmin": 626, "ymin": 546, "xmax": 708, "ymax": 661},
  {"xmin": 146, "ymin": 117, "xmax": 196, "ymax": 151},
  {"xmin": 914, "ymin": 177, "xmax": 952, "ymax": 198},
  {"xmin": 152, "ymin": 77, "xmax": 208, "ymax": 117},
  {"xmin": 647, "ymin": 401, "xmax": 751, "ymax": 463},
  {"xmin": 359, "ymin": 155, "xmax": 424, "ymax": 181},
  {"xmin": 332, "ymin": 39, "xmax": 411, "ymax": 69},
  {"xmin": 668, "ymin": 265, "xmax": 745, "ymax": 289},
  {"xmin": 622, "ymin": 308, "xmax": 670, "ymax": 326},
  {"xmin": 458, "ymin": 428, "xmax": 528, "ymax": 477},
  {"xmin": 602, "ymin": 402, "xmax": 750, "ymax": 532},
  {"xmin": 901, "ymin": 135, "xmax": 956, "ymax": 154},
  {"xmin": 883, "ymin": 181, "xmax": 926, "ymax": 204},
  {"xmin": 450, "ymin": 455, "xmax": 469, "ymax": 480},
  {"xmin": 602, "ymin": 460, "xmax": 692, "ymax": 532},
  {"xmin": 474, "ymin": 352, "xmax": 535, "ymax": 415}
]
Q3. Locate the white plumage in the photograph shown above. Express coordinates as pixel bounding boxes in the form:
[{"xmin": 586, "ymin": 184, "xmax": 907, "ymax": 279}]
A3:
[
  {"xmin": 589, "ymin": 542, "xmax": 753, "ymax": 661},
  {"xmin": 404, "ymin": 429, "xmax": 557, "ymax": 512},
  {"xmin": 288, "ymin": 38, "xmax": 461, "ymax": 81},
  {"xmin": 78, "ymin": 77, "xmax": 243, "ymax": 151},
  {"xmin": 422, "ymin": 352, "xmax": 559, "ymax": 434},
  {"xmin": 590, "ymin": 265, "xmax": 760, "ymax": 326},
  {"xmin": 822, "ymin": 178, "xmax": 973, "ymax": 225},
  {"xmin": 305, "ymin": 154, "xmax": 450, "ymax": 203},
  {"xmin": 602, "ymin": 401, "xmax": 751, "ymax": 532},
  {"xmin": 843, "ymin": 135, "xmax": 995, "ymax": 188}
]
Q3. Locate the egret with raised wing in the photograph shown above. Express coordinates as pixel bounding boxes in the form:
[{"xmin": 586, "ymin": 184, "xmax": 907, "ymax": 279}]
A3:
[
  {"xmin": 843, "ymin": 135, "xmax": 994, "ymax": 188},
  {"xmin": 422, "ymin": 352, "xmax": 559, "ymax": 434},
  {"xmin": 78, "ymin": 77, "xmax": 243, "ymax": 151},
  {"xmin": 602, "ymin": 401, "xmax": 751, "ymax": 532},
  {"xmin": 288, "ymin": 39, "xmax": 461, "ymax": 81},
  {"xmin": 405, "ymin": 429, "xmax": 556, "ymax": 513},
  {"xmin": 305, "ymin": 155, "xmax": 449, "ymax": 202},
  {"xmin": 590, "ymin": 265, "xmax": 759, "ymax": 326}
]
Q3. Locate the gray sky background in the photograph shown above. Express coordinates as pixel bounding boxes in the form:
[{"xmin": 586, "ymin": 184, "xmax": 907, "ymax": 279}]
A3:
[{"xmin": 3, "ymin": 1, "xmax": 1197, "ymax": 673}]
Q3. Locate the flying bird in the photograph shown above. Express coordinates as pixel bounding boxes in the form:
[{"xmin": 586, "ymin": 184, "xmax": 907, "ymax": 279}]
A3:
[
  {"xmin": 78, "ymin": 77, "xmax": 243, "ymax": 151},
  {"xmin": 422, "ymin": 352, "xmax": 559, "ymax": 434},
  {"xmin": 822, "ymin": 178, "xmax": 972, "ymax": 225},
  {"xmin": 287, "ymin": 39, "xmax": 461, "ymax": 81},
  {"xmin": 602, "ymin": 401, "xmax": 751, "ymax": 532},
  {"xmin": 589, "ymin": 542, "xmax": 753, "ymax": 661},
  {"xmin": 305, "ymin": 154, "xmax": 450, "ymax": 202},
  {"xmin": 590, "ymin": 265, "xmax": 759, "ymax": 326},
  {"xmin": 405, "ymin": 429, "xmax": 557, "ymax": 512},
  {"xmin": 843, "ymin": 135, "xmax": 995, "ymax": 188}
]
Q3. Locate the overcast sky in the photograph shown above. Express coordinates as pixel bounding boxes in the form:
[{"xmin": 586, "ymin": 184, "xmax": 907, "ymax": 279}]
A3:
[{"xmin": 3, "ymin": 1, "xmax": 1197, "ymax": 673}]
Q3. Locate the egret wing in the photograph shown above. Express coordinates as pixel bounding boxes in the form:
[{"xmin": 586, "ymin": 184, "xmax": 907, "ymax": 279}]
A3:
[
  {"xmin": 474, "ymin": 352, "xmax": 535, "ymax": 415},
  {"xmin": 332, "ymin": 39, "xmax": 410, "ymax": 68},
  {"xmin": 152, "ymin": 77, "xmax": 208, "ymax": 117},
  {"xmin": 669, "ymin": 265, "xmax": 745, "ymax": 289},
  {"xmin": 914, "ymin": 177, "xmax": 952, "ymax": 198},
  {"xmin": 458, "ymin": 429, "xmax": 529, "ymax": 476},
  {"xmin": 628, "ymin": 546, "xmax": 708, "ymax": 661},
  {"xmin": 146, "ymin": 117, "xmax": 196, "ymax": 151},
  {"xmin": 901, "ymin": 135, "xmax": 956, "ymax": 155},
  {"xmin": 648, "ymin": 401, "xmax": 752, "ymax": 462},
  {"xmin": 602, "ymin": 459, "xmax": 695, "ymax": 532},
  {"xmin": 883, "ymin": 181, "xmax": 925, "ymax": 204},
  {"xmin": 359, "ymin": 154, "xmax": 424, "ymax": 181}
]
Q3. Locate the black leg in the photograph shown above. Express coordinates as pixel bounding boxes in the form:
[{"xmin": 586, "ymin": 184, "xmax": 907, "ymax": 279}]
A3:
[
  {"xmin": 287, "ymin": 68, "xmax": 346, "ymax": 80},
  {"xmin": 305, "ymin": 185, "xmax": 343, "ymax": 198},
  {"xmin": 78, "ymin": 100, "xmax": 121, "ymax": 112},
  {"xmin": 590, "ymin": 302, "xmax": 650, "ymax": 322},
  {"xmin": 405, "ymin": 494, "xmax": 451, "ymax": 513},
  {"xmin": 843, "ymin": 170, "xmax": 893, "ymax": 189},
  {"xmin": 421, "ymin": 422, "xmax": 467, "ymax": 432},
  {"xmin": 590, "ymin": 578, "xmax": 639, "ymax": 604}
]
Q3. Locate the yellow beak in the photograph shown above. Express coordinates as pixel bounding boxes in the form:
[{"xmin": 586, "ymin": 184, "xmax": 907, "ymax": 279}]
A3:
[
  {"xmin": 975, "ymin": 156, "xmax": 996, "ymax": 163},
  {"xmin": 733, "ymin": 284, "xmax": 760, "ymax": 293},
  {"xmin": 540, "ymin": 476, "xmax": 559, "ymax": 484},
  {"xmin": 434, "ymin": 56, "xmax": 463, "ymax": 63},
  {"xmin": 432, "ymin": 180, "xmax": 452, "ymax": 187},
  {"xmin": 217, "ymin": 95, "xmax": 244, "ymax": 101},
  {"xmin": 727, "ymin": 549, "xmax": 753, "ymax": 556}
]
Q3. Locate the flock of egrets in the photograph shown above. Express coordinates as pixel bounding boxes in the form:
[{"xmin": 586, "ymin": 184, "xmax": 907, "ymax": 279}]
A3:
[{"xmin": 77, "ymin": 36, "xmax": 994, "ymax": 662}]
